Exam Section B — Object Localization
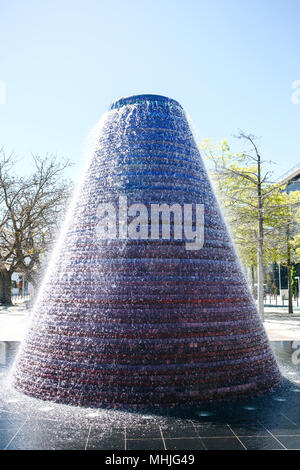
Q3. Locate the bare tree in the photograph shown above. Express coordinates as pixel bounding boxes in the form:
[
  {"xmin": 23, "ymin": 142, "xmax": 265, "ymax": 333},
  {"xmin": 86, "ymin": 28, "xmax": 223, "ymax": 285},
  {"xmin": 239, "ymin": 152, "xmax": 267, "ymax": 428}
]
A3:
[
  {"xmin": 235, "ymin": 132, "xmax": 266, "ymax": 320},
  {"xmin": 0, "ymin": 149, "xmax": 72, "ymax": 304}
]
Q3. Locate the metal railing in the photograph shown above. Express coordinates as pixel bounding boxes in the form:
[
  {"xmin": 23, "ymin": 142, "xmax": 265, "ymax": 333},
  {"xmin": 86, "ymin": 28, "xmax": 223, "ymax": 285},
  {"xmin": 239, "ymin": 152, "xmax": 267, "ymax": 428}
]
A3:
[
  {"xmin": 263, "ymin": 294, "xmax": 300, "ymax": 308},
  {"xmin": 11, "ymin": 293, "xmax": 31, "ymax": 303}
]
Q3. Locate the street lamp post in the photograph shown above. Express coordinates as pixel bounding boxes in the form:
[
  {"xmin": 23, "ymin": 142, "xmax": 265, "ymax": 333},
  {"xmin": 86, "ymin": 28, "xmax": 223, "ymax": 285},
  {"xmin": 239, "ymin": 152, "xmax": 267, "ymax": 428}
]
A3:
[{"xmin": 295, "ymin": 276, "xmax": 300, "ymax": 307}]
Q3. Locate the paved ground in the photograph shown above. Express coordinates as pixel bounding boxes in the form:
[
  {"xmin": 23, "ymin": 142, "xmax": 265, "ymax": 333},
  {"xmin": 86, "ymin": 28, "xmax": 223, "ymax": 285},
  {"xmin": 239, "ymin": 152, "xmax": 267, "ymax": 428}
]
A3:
[
  {"xmin": 1, "ymin": 304, "xmax": 300, "ymax": 450},
  {"xmin": 0, "ymin": 305, "xmax": 30, "ymax": 342},
  {"xmin": 264, "ymin": 307, "xmax": 300, "ymax": 341},
  {"xmin": 1, "ymin": 304, "xmax": 300, "ymax": 342}
]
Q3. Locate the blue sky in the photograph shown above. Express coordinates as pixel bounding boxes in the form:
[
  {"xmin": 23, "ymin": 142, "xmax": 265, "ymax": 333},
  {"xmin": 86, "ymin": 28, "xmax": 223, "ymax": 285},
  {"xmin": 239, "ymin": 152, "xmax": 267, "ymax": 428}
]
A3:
[{"xmin": 0, "ymin": 0, "xmax": 299, "ymax": 183}]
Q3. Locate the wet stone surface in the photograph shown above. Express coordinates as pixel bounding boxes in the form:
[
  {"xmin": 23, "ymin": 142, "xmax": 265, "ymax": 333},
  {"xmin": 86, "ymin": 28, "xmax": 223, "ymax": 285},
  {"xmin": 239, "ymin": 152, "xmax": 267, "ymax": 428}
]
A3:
[{"xmin": 0, "ymin": 341, "xmax": 300, "ymax": 450}]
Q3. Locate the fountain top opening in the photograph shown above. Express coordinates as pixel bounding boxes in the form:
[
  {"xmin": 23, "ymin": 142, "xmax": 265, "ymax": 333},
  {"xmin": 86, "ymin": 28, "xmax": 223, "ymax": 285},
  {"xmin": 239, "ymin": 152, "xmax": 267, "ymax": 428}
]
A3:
[{"xmin": 109, "ymin": 94, "xmax": 183, "ymax": 110}]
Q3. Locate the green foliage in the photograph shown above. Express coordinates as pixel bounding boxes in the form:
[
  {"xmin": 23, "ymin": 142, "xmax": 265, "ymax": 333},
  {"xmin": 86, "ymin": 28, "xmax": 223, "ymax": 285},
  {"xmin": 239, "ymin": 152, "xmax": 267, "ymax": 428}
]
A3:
[
  {"xmin": 291, "ymin": 265, "xmax": 298, "ymax": 297},
  {"xmin": 200, "ymin": 138, "xmax": 300, "ymax": 270}
]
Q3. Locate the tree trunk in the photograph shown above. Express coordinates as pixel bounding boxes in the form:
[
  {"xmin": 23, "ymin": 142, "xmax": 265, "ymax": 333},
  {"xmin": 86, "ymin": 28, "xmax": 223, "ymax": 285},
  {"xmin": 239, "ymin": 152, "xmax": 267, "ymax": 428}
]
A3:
[
  {"xmin": 251, "ymin": 265, "xmax": 255, "ymax": 297},
  {"xmin": 257, "ymin": 154, "xmax": 264, "ymax": 321},
  {"xmin": 0, "ymin": 269, "xmax": 12, "ymax": 305},
  {"xmin": 257, "ymin": 239, "xmax": 264, "ymax": 321},
  {"xmin": 287, "ymin": 264, "xmax": 293, "ymax": 314}
]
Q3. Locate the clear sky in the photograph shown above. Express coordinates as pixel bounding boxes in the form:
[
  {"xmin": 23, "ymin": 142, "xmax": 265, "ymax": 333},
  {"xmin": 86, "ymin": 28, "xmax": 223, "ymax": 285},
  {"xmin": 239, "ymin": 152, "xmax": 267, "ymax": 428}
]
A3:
[{"xmin": 0, "ymin": 0, "xmax": 300, "ymax": 183}]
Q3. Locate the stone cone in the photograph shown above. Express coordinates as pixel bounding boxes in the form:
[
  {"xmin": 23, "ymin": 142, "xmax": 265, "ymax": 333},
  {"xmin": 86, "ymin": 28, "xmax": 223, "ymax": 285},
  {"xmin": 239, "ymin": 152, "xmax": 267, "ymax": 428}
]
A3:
[{"xmin": 13, "ymin": 94, "xmax": 281, "ymax": 408}]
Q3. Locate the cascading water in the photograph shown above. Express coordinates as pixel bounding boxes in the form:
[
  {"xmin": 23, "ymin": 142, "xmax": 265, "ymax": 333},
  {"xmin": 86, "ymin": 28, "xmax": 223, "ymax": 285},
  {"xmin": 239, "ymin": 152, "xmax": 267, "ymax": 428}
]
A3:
[{"xmin": 12, "ymin": 94, "xmax": 281, "ymax": 408}]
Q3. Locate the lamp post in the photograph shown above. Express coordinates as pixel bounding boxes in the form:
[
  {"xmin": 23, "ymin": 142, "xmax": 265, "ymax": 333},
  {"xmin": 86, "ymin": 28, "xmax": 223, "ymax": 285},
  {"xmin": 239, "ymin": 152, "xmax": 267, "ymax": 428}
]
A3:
[
  {"xmin": 278, "ymin": 262, "xmax": 282, "ymax": 291},
  {"xmin": 295, "ymin": 276, "xmax": 300, "ymax": 307}
]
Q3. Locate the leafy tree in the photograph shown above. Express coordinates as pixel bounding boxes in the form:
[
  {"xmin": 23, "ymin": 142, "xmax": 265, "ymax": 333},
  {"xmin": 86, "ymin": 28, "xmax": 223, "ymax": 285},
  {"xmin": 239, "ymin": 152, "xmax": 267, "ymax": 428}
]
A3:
[
  {"xmin": 269, "ymin": 190, "xmax": 300, "ymax": 313},
  {"xmin": 200, "ymin": 134, "xmax": 300, "ymax": 319}
]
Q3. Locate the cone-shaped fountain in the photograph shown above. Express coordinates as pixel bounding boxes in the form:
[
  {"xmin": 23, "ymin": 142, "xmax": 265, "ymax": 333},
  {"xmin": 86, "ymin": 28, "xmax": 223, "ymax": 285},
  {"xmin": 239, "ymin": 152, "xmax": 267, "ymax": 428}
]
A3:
[{"xmin": 13, "ymin": 94, "xmax": 281, "ymax": 408}]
